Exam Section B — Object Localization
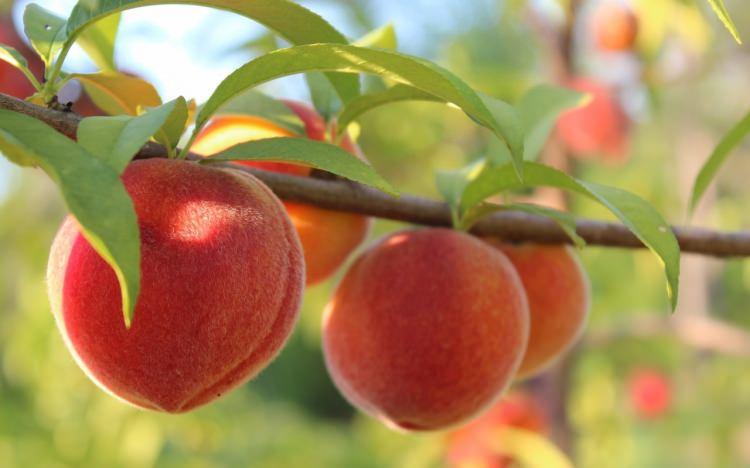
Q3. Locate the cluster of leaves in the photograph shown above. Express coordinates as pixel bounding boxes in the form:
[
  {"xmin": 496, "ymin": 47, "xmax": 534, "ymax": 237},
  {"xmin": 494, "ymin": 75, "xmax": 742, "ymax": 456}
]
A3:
[{"xmin": 0, "ymin": 0, "xmax": 741, "ymax": 324}]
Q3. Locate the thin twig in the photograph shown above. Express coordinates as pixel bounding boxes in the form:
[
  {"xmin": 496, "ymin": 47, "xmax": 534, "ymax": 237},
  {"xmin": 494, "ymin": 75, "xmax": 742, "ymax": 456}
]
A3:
[{"xmin": 2, "ymin": 92, "xmax": 750, "ymax": 258}]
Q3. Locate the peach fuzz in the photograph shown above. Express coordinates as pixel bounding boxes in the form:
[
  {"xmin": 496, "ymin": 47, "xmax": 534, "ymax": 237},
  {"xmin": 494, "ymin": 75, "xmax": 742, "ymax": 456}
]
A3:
[
  {"xmin": 556, "ymin": 77, "xmax": 629, "ymax": 163},
  {"xmin": 322, "ymin": 228, "xmax": 530, "ymax": 431},
  {"xmin": 192, "ymin": 101, "xmax": 370, "ymax": 285},
  {"xmin": 591, "ymin": 2, "xmax": 638, "ymax": 52},
  {"xmin": 47, "ymin": 158, "xmax": 304, "ymax": 413},
  {"xmin": 484, "ymin": 241, "xmax": 590, "ymax": 379}
]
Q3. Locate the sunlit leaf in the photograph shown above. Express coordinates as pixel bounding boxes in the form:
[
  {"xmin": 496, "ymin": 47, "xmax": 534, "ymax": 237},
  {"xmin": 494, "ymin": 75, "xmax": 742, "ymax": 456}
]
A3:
[
  {"xmin": 705, "ymin": 0, "xmax": 742, "ymax": 44},
  {"xmin": 0, "ymin": 44, "xmax": 41, "ymax": 90},
  {"xmin": 689, "ymin": 109, "xmax": 750, "ymax": 214},
  {"xmin": 152, "ymin": 96, "xmax": 188, "ymax": 154},
  {"xmin": 64, "ymin": 0, "xmax": 359, "ymax": 102},
  {"xmin": 461, "ymin": 162, "xmax": 680, "ymax": 309},
  {"xmin": 0, "ymin": 109, "xmax": 140, "ymax": 326},
  {"xmin": 74, "ymin": 72, "xmax": 162, "ymax": 115},
  {"xmin": 203, "ymin": 137, "xmax": 397, "ymax": 195},
  {"xmin": 23, "ymin": 4, "xmax": 66, "ymax": 69},
  {"xmin": 77, "ymin": 13, "xmax": 120, "ymax": 71},
  {"xmin": 77, "ymin": 98, "xmax": 182, "ymax": 172},
  {"xmin": 354, "ymin": 23, "xmax": 397, "ymax": 49},
  {"xmin": 338, "ymin": 84, "xmax": 441, "ymax": 131},
  {"xmin": 194, "ymin": 44, "xmax": 524, "ymax": 177}
]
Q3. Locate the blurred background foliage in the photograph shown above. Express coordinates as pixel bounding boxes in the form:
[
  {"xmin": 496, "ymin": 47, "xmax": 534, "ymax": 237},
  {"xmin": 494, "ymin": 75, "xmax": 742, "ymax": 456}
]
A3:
[{"xmin": 1, "ymin": 0, "xmax": 750, "ymax": 466}]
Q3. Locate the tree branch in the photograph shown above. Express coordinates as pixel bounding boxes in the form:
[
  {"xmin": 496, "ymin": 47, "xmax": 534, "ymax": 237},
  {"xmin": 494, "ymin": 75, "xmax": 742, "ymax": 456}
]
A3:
[{"xmin": 3, "ymin": 92, "xmax": 750, "ymax": 258}]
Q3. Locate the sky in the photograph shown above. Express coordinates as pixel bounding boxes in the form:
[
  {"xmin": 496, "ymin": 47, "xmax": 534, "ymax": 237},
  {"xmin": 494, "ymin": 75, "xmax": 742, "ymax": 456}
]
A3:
[{"xmin": 0, "ymin": 0, "xmax": 500, "ymax": 200}]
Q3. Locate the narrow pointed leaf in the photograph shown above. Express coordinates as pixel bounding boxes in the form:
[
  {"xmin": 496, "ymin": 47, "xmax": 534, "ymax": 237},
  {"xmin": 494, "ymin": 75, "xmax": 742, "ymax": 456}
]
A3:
[
  {"xmin": 64, "ymin": 0, "xmax": 359, "ymax": 102},
  {"xmin": 338, "ymin": 84, "xmax": 441, "ymax": 131},
  {"xmin": 216, "ymin": 90, "xmax": 304, "ymax": 135},
  {"xmin": 77, "ymin": 13, "xmax": 120, "ymax": 71},
  {"xmin": 23, "ymin": 4, "xmax": 67, "ymax": 68},
  {"xmin": 0, "ymin": 44, "xmax": 41, "ymax": 89},
  {"xmin": 0, "ymin": 109, "xmax": 140, "ymax": 325},
  {"xmin": 195, "ymin": 44, "xmax": 524, "ymax": 177},
  {"xmin": 456, "ymin": 201, "xmax": 586, "ymax": 248},
  {"xmin": 461, "ymin": 162, "xmax": 680, "ymax": 309},
  {"xmin": 354, "ymin": 23, "xmax": 397, "ymax": 49},
  {"xmin": 74, "ymin": 72, "xmax": 162, "ymax": 115},
  {"xmin": 203, "ymin": 137, "xmax": 397, "ymax": 196},
  {"xmin": 153, "ymin": 96, "xmax": 188, "ymax": 153},
  {"xmin": 689, "ymin": 109, "xmax": 750, "ymax": 213},
  {"xmin": 517, "ymin": 84, "xmax": 588, "ymax": 161},
  {"xmin": 77, "ymin": 98, "xmax": 182, "ymax": 172},
  {"xmin": 705, "ymin": 0, "xmax": 742, "ymax": 44}
]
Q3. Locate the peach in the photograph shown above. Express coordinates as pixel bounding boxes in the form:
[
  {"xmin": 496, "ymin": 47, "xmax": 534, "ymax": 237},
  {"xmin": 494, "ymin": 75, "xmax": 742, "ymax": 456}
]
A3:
[
  {"xmin": 192, "ymin": 100, "xmax": 370, "ymax": 285},
  {"xmin": 627, "ymin": 368, "xmax": 672, "ymax": 419},
  {"xmin": 322, "ymin": 228, "xmax": 530, "ymax": 431},
  {"xmin": 591, "ymin": 2, "xmax": 638, "ymax": 52},
  {"xmin": 47, "ymin": 158, "xmax": 304, "ymax": 412},
  {"xmin": 446, "ymin": 391, "xmax": 549, "ymax": 468},
  {"xmin": 557, "ymin": 77, "xmax": 629, "ymax": 163},
  {"xmin": 484, "ymin": 241, "xmax": 590, "ymax": 379}
]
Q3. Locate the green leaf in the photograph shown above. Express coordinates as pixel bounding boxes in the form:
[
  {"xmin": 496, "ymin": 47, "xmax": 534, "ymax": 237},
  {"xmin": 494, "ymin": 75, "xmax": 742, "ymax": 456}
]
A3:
[
  {"xmin": 689, "ymin": 109, "xmax": 750, "ymax": 213},
  {"xmin": 461, "ymin": 162, "xmax": 680, "ymax": 309},
  {"xmin": 353, "ymin": 23, "xmax": 397, "ymax": 49},
  {"xmin": 74, "ymin": 72, "xmax": 162, "ymax": 115},
  {"xmin": 193, "ymin": 44, "xmax": 524, "ymax": 177},
  {"xmin": 435, "ymin": 159, "xmax": 487, "ymax": 227},
  {"xmin": 338, "ymin": 84, "xmax": 441, "ymax": 131},
  {"xmin": 454, "ymin": 198, "xmax": 586, "ymax": 247},
  {"xmin": 0, "ymin": 44, "xmax": 41, "ymax": 90},
  {"xmin": 23, "ymin": 4, "xmax": 67, "ymax": 69},
  {"xmin": 705, "ymin": 0, "xmax": 742, "ymax": 44},
  {"xmin": 77, "ymin": 12, "xmax": 120, "ymax": 71},
  {"xmin": 517, "ymin": 84, "xmax": 588, "ymax": 161},
  {"xmin": 0, "ymin": 109, "xmax": 140, "ymax": 326},
  {"xmin": 203, "ymin": 137, "xmax": 397, "ymax": 196},
  {"xmin": 77, "ymin": 98, "xmax": 182, "ymax": 172},
  {"xmin": 216, "ymin": 90, "xmax": 304, "ymax": 135},
  {"xmin": 153, "ymin": 97, "xmax": 189, "ymax": 154},
  {"xmin": 63, "ymin": 0, "xmax": 359, "ymax": 102},
  {"xmin": 305, "ymin": 72, "xmax": 341, "ymax": 122},
  {"xmin": 480, "ymin": 93, "xmax": 524, "ymax": 167}
]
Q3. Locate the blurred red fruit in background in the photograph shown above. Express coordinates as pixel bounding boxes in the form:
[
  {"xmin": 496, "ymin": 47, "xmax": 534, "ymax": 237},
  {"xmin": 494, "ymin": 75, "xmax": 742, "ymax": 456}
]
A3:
[
  {"xmin": 628, "ymin": 368, "xmax": 672, "ymax": 419},
  {"xmin": 557, "ymin": 77, "xmax": 630, "ymax": 164},
  {"xmin": 445, "ymin": 391, "xmax": 548, "ymax": 468},
  {"xmin": 591, "ymin": 1, "xmax": 639, "ymax": 52}
]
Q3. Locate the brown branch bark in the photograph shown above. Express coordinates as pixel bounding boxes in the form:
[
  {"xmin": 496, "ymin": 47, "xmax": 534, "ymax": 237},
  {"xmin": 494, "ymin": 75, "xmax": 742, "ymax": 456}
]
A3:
[{"xmin": 3, "ymin": 92, "xmax": 750, "ymax": 258}]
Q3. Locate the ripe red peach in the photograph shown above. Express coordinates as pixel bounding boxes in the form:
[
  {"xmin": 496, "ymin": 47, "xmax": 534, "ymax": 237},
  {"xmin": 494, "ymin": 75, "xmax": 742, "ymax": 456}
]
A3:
[
  {"xmin": 627, "ymin": 368, "xmax": 672, "ymax": 419},
  {"xmin": 322, "ymin": 229, "xmax": 530, "ymax": 431},
  {"xmin": 484, "ymin": 241, "xmax": 590, "ymax": 379},
  {"xmin": 445, "ymin": 391, "xmax": 549, "ymax": 468},
  {"xmin": 557, "ymin": 77, "xmax": 629, "ymax": 163},
  {"xmin": 192, "ymin": 100, "xmax": 370, "ymax": 285},
  {"xmin": 47, "ymin": 159, "xmax": 304, "ymax": 412},
  {"xmin": 591, "ymin": 2, "xmax": 639, "ymax": 52}
]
